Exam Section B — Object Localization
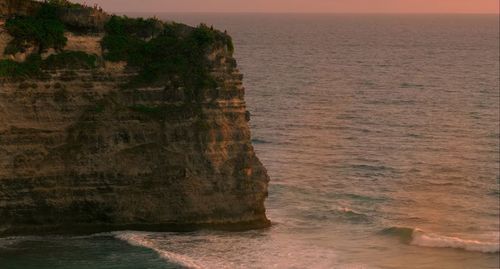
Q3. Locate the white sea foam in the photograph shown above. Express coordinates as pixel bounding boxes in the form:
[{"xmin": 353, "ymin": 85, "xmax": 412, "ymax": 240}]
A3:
[
  {"xmin": 113, "ymin": 230, "xmax": 342, "ymax": 269},
  {"xmin": 382, "ymin": 226, "xmax": 500, "ymax": 253},
  {"xmin": 410, "ymin": 229, "xmax": 499, "ymax": 253},
  {"xmin": 114, "ymin": 231, "xmax": 205, "ymax": 269}
]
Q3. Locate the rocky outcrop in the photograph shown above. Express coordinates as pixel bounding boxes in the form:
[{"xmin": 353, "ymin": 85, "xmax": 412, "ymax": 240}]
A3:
[{"xmin": 0, "ymin": 1, "xmax": 269, "ymax": 236}]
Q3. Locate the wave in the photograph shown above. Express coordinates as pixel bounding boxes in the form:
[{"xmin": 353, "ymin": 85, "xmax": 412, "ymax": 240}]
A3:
[
  {"xmin": 380, "ymin": 227, "xmax": 499, "ymax": 253},
  {"xmin": 114, "ymin": 231, "xmax": 204, "ymax": 269},
  {"xmin": 303, "ymin": 207, "xmax": 371, "ymax": 224},
  {"xmin": 335, "ymin": 207, "xmax": 371, "ymax": 223}
]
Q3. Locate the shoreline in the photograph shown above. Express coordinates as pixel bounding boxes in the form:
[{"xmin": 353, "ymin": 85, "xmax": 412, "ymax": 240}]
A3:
[
  {"xmin": 0, "ymin": 218, "xmax": 272, "ymax": 237},
  {"xmin": 0, "ymin": 218, "xmax": 272, "ymax": 238}
]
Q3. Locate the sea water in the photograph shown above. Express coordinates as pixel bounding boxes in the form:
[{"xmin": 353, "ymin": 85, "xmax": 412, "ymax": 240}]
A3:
[{"xmin": 0, "ymin": 14, "xmax": 499, "ymax": 269}]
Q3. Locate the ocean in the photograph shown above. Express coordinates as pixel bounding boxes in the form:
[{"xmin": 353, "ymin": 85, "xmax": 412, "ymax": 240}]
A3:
[{"xmin": 0, "ymin": 14, "xmax": 499, "ymax": 269}]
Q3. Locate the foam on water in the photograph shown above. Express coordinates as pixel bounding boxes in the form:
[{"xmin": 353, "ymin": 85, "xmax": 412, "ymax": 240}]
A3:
[
  {"xmin": 113, "ymin": 230, "xmax": 355, "ymax": 269},
  {"xmin": 411, "ymin": 230, "xmax": 500, "ymax": 253},
  {"xmin": 114, "ymin": 231, "xmax": 204, "ymax": 269},
  {"xmin": 381, "ymin": 227, "xmax": 500, "ymax": 253}
]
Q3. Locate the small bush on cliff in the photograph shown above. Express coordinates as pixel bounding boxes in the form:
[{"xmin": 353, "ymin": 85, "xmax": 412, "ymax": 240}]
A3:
[
  {"xmin": 101, "ymin": 16, "xmax": 163, "ymax": 64},
  {"xmin": 0, "ymin": 50, "xmax": 98, "ymax": 79},
  {"xmin": 131, "ymin": 24, "xmax": 218, "ymax": 93},
  {"xmin": 104, "ymin": 16, "xmax": 163, "ymax": 40},
  {"xmin": 0, "ymin": 54, "xmax": 42, "ymax": 78},
  {"xmin": 4, "ymin": 3, "xmax": 67, "ymax": 55},
  {"xmin": 42, "ymin": 51, "xmax": 98, "ymax": 70}
]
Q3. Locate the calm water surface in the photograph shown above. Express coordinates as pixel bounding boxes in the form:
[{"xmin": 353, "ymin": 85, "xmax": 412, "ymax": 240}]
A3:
[{"xmin": 1, "ymin": 14, "xmax": 499, "ymax": 269}]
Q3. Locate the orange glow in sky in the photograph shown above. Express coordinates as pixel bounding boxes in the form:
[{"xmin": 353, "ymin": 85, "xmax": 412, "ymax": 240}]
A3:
[{"xmin": 74, "ymin": 0, "xmax": 499, "ymax": 13}]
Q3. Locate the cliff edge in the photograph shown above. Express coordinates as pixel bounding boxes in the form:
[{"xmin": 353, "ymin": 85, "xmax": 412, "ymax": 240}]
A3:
[{"xmin": 0, "ymin": 0, "xmax": 270, "ymax": 235}]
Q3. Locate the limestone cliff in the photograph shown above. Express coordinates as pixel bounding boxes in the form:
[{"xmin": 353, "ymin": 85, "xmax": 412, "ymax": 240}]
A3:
[{"xmin": 0, "ymin": 0, "xmax": 270, "ymax": 235}]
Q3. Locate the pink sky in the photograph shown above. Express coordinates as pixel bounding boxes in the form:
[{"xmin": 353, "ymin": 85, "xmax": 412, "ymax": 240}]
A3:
[{"xmin": 73, "ymin": 0, "xmax": 499, "ymax": 13}]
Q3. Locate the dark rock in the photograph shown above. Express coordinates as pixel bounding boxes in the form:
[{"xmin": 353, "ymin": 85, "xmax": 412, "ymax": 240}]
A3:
[{"xmin": 0, "ymin": 0, "xmax": 270, "ymax": 236}]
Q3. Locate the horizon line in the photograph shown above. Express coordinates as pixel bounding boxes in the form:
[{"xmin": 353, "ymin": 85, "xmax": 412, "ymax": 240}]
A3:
[{"xmin": 114, "ymin": 11, "xmax": 500, "ymax": 15}]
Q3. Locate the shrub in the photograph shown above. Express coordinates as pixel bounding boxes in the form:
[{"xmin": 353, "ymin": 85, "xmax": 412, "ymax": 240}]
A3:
[
  {"xmin": 101, "ymin": 16, "xmax": 164, "ymax": 65},
  {"xmin": 104, "ymin": 16, "xmax": 163, "ymax": 38},
  {"xmin": 42, "ymin": 51, "xmax": 98, "ymax": 70},
  {"xmin": 0, "ymin": 50, "xmax": 98, "ymax": 79},
  {"xmin": 102, "ymin": 17, "xmax": 221, "ymax": 99},
  {"xmin": 0, "ymin": 54, "xmax": 42, "ymax": 78},
  {"xmin": 4, "ymin": 3, "xmax": 67, "ymax": 55},
  {"xmin": 101, "ymin": 34, "xmax": 146, "ymax": 64}
]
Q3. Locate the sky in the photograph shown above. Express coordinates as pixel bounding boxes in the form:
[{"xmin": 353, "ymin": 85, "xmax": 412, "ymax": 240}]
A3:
[{"xmin": 72, "ymin": 0, "xmax": 499, "ymax": 13}]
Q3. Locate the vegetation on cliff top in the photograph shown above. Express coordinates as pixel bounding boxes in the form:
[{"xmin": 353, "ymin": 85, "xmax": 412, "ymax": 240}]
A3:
[
  {"xmin": 101, "ymin": 15, "xmax": 232, "ymax": 99},
  {"xmin": 4, "ymin": 2, "xmax": 68, "ymax": 55},
  {"xmin": 42, "ymin": 51, "xmax": 98, "ymax": 70},
  {"xmin": 0, "ymin": 0, "xmax": 235, "ymax": 99},
  {"xmin": 0, "ymin": 51, "xmax": 98, "ymax": 78},
  {"xmin": 0, "ymin": 0, "xmax": 99, "ymax": 77},
  {"xmin": 0, "ymin": 54, "xmax": 42, "ymax": 78}
]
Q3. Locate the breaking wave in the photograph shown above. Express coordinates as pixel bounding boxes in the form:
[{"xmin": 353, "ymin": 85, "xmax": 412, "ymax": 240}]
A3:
[
  {"xmin": 114, "ymin": 231, "xmax": 204, "ymax": 269},
  {"xmin": 381, "ymin": 227, "xmax": 499, "ymax": 253},
  {"xmin": 113, "ymin": 230, "xmax": 343, "ymax": 269}
]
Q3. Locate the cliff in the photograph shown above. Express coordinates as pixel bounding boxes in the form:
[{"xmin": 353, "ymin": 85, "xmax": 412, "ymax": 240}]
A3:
[{"xmin": 0, "ymin": 0, "xmax": 270, "ymax": 235}]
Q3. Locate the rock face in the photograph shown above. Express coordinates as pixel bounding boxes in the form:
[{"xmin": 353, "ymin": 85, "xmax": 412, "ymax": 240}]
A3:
[{"xmin": 0, "ymin": 1, "xmax": 270, "ymax": 236}]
